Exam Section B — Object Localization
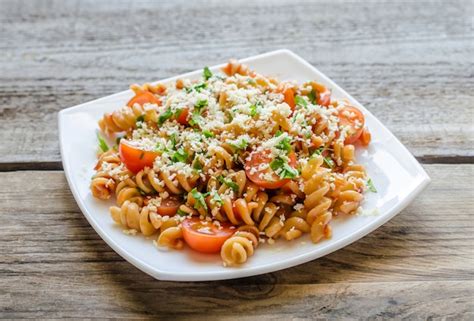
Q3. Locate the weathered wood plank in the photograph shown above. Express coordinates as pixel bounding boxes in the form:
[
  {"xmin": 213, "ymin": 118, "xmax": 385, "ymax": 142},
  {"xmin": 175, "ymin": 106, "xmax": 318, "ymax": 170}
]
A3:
[
  {"xmin": 0, "ymin": 165, "xmax": 473, "ymax": 318},
  {"xmin": 0, "ymin": 0, "xmax": 473, "ymax": 165}
]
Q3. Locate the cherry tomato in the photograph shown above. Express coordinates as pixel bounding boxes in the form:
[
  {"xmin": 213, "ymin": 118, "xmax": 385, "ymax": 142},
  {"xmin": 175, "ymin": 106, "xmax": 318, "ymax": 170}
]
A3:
[
  {"xmin": 359, "ymin": 127, "xmax": 371, "ymax": 146},
  {"xmin": 119, "ymin": 140, "xmax": 159, "ymax": 173},
  {"xmin": 338, "ymin": 106, "xmax": 365, "ymax": 144},
  {"xmin": 156, "ymin": 198, "xmax": 181, "ymax": 216},
  {"xmin": 245, "ymin": 150, "xmax": 297, "ymax": 189},
  {"xmin": 283, "ymin": 87, "xmax": 296, "ymax": 111},
  {"xmin": 175, "ymin": 108, "xmax": 189, "ymax": 125},
  {"xmin": 311, "ymin": 82, "xmax": 331, "ymax": 107},
  {"xmin": 127, "ymin": 91, "xmax": 161, "ymax": 107},
  {"xmin": 182, "ymin": 218, "xmax": 235, "ymax": 253}
]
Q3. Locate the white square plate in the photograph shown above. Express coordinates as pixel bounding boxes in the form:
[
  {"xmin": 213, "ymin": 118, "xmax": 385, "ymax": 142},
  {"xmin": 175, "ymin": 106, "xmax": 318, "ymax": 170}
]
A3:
[{"xmin": 58, "ymin": 49, "xmax": 430, "ymax": 281}]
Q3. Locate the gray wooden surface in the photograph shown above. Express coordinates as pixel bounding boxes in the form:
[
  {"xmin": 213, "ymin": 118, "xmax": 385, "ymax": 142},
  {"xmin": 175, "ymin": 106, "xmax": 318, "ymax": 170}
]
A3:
[{"xmin": 0, "ymin": 0, "xmax": 473, "ymax": 319}]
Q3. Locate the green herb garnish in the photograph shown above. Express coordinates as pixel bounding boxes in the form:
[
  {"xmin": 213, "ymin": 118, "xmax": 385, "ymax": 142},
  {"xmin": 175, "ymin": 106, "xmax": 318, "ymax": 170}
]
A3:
[
  {"xmin": 276, "ymin": 136, "xmax": 292, "ymax": 153},
  {"xmin": 195, "ymin": 99, "xmax": 208, "ymax": 112},
  {"xmin": 212, "ymin": 192, "xmax": 223, "ymax": 205},
  {"xmin": 270, "ymin": 157, "xmax": 299, "ymax": 179},
  {"xmin": 136, "ymin": 115, "xmax": 145, "ymax": 123},
  {"xmin": 249, "ymin": 101, "xmax": 262, "ymax": 116},
  {"xmin": 176, "ymin": 209, "xmax": 188, "ymax": 216},
  {"xmin": 192, "ymin": 158, "xmax": 203, "ymax": 170},
  {"xmin": 295, "ymin": 95, "xmax": 307, "ymax": 107},
  {"xmin": 203, "ymin": 66, "xmax": 213, "ymax": 80},
  {"xmin": 97, "ymin": 134, "xmax": 109, "ymax": 153},
  {"xmin": 218, "ymin": 176, "xmax": 239, "ymax": 192},
  {"xmin": 202, "ymin": 130, "xmax": 215, "ymax": 138},
  {"xmin": 366, "ymin": 178, "xmax": 377, "ymax": 193},
  {"xmin": 189, "ymin": 113, "xmax": 204, "ymax": 127},
  {"xmin": 158, "ymin": 108, "xmax": 173, "ymax": 125},
  {"xmin": 308, "ymin": 89, "xmax": 317, "ymax": 104},
  {"xmin": 228, "ymin": 138, "xmax": 248, "ymax": 151},
  {"xmin": 171, "ymin": 148, "xmax": 188, "ymax": 163},
  {"xmin": 190, "ymin": 188, "xmax": 209, "ymax": 210},
  {"xmin": 313, "ymin": 147, "xmax": 334, "ymax": 168},
  {"xmin": 185, "ymin": 82, "xmax": 207, "ymax": 93}
]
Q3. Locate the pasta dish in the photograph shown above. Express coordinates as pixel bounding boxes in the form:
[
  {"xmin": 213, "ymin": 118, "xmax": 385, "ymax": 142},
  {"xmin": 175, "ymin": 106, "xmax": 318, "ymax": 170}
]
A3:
[{"xmin": 90, "ymin": 60, "xmax": 373, "ymax": 267}]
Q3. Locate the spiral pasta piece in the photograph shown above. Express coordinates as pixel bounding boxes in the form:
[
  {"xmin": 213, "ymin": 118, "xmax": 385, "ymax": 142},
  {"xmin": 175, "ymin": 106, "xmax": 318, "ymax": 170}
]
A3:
[
  {"xmin": 91, "ymin": 151, "xmax": 129, "ymax": 200},
  {"xmin": 110, "ymin": 201, "xmax": 161, "ymax": 236},
  {"xmin": 220, "ymin": 228, "xmax": 259, "ymax": 266},
  {"xmin": 98, "ymin": 104, "xmax": 160, "ymax": 135},
  {"xmin": 157, "ymin": 217, "xmax": 184, "ymax": 250},
  {"xmin": 301, "ymin": 156, "xmax": 334, "ymax": 243},
  {"xmin": 115, "ymin": 178, "xmax": 144, "ymax": 206}
]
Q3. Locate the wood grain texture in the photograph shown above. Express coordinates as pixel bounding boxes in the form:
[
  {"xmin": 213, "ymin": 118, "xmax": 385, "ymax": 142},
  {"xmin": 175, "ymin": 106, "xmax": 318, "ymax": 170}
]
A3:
[
  {"xmin": 0, "ymin": 165, "xmax": 473, "ymax": 319},
  {"xmin": 0, "ymin": 0, "xmax": 473, "ymax": 166}
]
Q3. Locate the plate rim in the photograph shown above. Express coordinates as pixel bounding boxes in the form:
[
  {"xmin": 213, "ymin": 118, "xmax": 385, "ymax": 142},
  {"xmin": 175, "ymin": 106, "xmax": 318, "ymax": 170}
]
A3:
[{"xmin": 58, "ymin": 49, "xmax": 430, "ymax": 281}]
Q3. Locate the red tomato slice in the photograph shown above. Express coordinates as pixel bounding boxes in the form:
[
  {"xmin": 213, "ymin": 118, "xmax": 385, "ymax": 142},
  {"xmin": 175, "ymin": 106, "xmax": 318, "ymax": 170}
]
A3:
[
  {"xmin": 127, "ymin": 91, "xmax": 161, "ymax": 107},
  {"xmin": 311, "ymin": 82, "xmax": 331, "ymax": 107},
  {"xmin": 283, "ymin": 87, "xmax": 296, "ymax": 111},
  {"xmin": 318, "ymin": 89, "xmax": 331, "ymax": 107},
  {"xmin": 245, "ymin": 150, "xmax": 297, "ymax": 189},
  {"xmin": 359, "ymin": 127, "xmax": 371, "ymax": 146},
  {"xmin": 175, "ymin": 108, "xmax": 189, "ymax": 125},
  {"xmin": 119, "ymin": 140, "xmax": 159, "ymax": 173},
  {"xmin": 182, "ymin": 218, "xmax": 235, "ymax": 253},
  {"xmin": 338, "ymin": 106, "xmax": 365, "ymax": 144},
  {"xmin": 156, "ymin": 197, "xmax": 181, "ymax": 216}
]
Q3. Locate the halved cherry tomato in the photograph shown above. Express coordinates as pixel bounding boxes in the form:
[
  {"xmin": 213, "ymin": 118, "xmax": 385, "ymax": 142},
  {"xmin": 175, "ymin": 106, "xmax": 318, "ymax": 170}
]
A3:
[
  {"xmin": 175, "ymin": 108, "xmax": 189, "ymax": 125},
  {"xmin": 283, "ymin": 87, "xmax": 296, "ymax": 111},
  {"xmin": 311, "ymin": 82, "xmax": 331, "ymax": 107},
  {"xmin": 359, "ymin": 127, "xmax": 371, "ymax": 146},
  {"xmin": 245, "ymin": 150, "xmax": 297, "ymax": 189},
  {"xmin": 127, "ymin": 91, "xmax": 161, "ymax": 107},
  {"xmin": 182, "ymin": 217, "xmax": 235, "ymax": 253},
  {"xmin": 156, "ymin": 197, "xmax": 181, "ymax": 216},
  {"xmin": 338, "ymin": 106, "xmax": 365, "ymax": 144},
  {"xmin": 119, "ymin": 140, "xmax": 159, "ymax": 173}
]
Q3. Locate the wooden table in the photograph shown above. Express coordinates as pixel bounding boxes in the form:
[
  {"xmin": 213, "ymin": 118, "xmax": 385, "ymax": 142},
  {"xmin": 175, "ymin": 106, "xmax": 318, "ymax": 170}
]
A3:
[{"xmin": 1, "ymin": 0, "xmax": 472, "ymax": 319}]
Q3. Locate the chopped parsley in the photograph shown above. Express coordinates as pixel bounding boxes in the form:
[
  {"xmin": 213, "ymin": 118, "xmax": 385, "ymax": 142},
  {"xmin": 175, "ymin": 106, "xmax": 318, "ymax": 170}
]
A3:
[
  {"xmin": 249, "ymin": 101, "xmax": 262, "ymax": 116},
  {"xmin": 190, "ymin": 188, "xmax": 209, "ymax": 210},
  {"xmin": 203, "ymin": 66, "xmax": 213, "ymax": 80},
  {"xmin": 186, "ymin": 82, "xmax": 207, "ymax": 93},
  {"xmin": 276, "ymin": 136, "xmax": 292, "ymax": 153},
  {"xmin": 202, "ymin": 130, "xmax": 215, "ymax": 138},
  {"xmin": 270, "ymin": 157, "xmax": 298, "ymax": 179},
  {"xmin": 158, "ymin": 108, "xmax": 173, "ymax": 125},
  {"xmin": 211, "ymin": 192, "xmax": 223, "ymax": 205},
  {"xmin": 169, "ymin": 133, "xmax": 178, "ymax": 149},
  {"xmin": 195, "ymin": 99, "xmax": 208, "ymax": 112},
  {"xmin": 308, "ymin": 89, "xmax": 317, "ymax": 104},
  {"xmin": 366, "ymin": 178, "xmax": 377, "ymax": 193},
  {"xmin": 313, "ymin": 147, "xmax": 334, "ymax": 168},
  {"xmin": 295, "ymin": 95, "xmax": 307, "ymax": 107},
  {"xmin": 174, "ymin": 108, "xmax": 184, "ymax": 118},
  {"xmin": 136, "ymin": 115, "xmax": 145, "ymax": 123},
  {"xmin": 189, "ymin": 113, "xmax": 204, "ymax": 127},
  {"xmin": 97, "ymin": 134, "xmax": 109, "ymax": 153},
  {"xmin": 171, "ymin": 148, "xmax": 188, "ymax": 163},
  {"xmin": 218, "ymin": 176, "xmax": 239, "ymax": 192},
  {"xmin": 228, "ymin": 138, "xmax": 248, "ymax": 151},
  {"xmin": 176, "ymin": 209, "xmax": 188, "ymax": 216},
  {"xmin": 192, "ymin": 157, "xmax": 203, "ymax": 170}
]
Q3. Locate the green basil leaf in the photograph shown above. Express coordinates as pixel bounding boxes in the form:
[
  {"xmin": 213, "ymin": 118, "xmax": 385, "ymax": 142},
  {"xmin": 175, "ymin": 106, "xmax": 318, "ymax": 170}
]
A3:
[
  {"xmin": 97, "ymin": 134, "xmax": 109, "ymax": 153},
  {"xmin": 158, "ymin": 108, "xmax": 173, "ymax": 125},
  {"xmin": 366, "ymin": 178, "xmax": 377, "ymax": 193},
  {"xmin": 203, "ymin": 66, "xmax": 213, "ymax": 80}
]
